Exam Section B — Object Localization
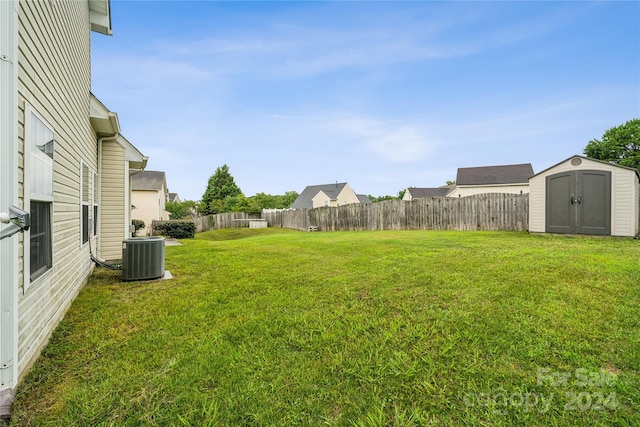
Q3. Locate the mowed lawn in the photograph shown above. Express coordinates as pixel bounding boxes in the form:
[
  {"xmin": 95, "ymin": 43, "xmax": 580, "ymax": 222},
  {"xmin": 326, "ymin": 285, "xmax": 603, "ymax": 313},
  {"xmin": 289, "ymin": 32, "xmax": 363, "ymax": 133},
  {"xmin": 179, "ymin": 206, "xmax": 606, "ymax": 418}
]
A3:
[{"xmin": 11, "ymin": 229, "xmax": 640, "ymax": 426}]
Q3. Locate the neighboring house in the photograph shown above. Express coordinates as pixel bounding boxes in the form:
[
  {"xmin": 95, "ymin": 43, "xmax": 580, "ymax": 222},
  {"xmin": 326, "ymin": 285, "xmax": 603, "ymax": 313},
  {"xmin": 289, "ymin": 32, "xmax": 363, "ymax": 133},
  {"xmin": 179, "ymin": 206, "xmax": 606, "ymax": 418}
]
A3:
[
  {"xmin": 291, "ymin": 183, "xmax": 367, "ymax": 209},
  {"xmin": 529, "ymin": 155, "xmax": 640, "ymax": 237},
  {"xmin": 131, "ymin": 171, "xmax": 171, "ymax": 235},
  {"xmin": 447, "ymin": 163, "xmax": 534, "ymax": 198},
  {"xmin": 91, "ymin": 95, "xmax": 148, "ymax": 260},
  {"xmin": 168, "ymin": 193, "xmax": 181, "ymax": 203},
  {"xmin": 402, "ymin": 187, "xmax": 453, "ymax": 201},
  {"xmin": 0, "ymin": 0, "xmax": 146, "ymax": 405}
]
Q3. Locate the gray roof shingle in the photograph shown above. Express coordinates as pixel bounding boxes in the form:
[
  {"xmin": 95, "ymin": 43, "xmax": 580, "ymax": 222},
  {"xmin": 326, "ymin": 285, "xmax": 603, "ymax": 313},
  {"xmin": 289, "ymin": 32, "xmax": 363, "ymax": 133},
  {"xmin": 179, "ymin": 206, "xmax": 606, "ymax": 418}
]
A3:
[
  {"xmin": 131, "ymin": 171, "xmax": 167, "ymax": 191},
  {"xmin": 406, "ymin": 187, "xmax": 453, "ymax": 198},
  {"xmin": 456, "ymin": 163, "xmax": 534, "ymax": 186},
  {"xmin": 291, "ymin": 182, "xmax": 348, "ymax": 209}
]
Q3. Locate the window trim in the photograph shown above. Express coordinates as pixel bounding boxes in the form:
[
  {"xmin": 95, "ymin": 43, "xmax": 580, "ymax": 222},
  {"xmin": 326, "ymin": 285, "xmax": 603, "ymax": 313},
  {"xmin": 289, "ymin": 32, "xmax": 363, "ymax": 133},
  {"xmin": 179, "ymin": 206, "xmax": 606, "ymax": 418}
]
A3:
[
  {"xmin": 24, "ymin": 104, "xmax": 55, "ymax": 291},
  {"xmin": 80, "ymin": 161, "xmax": 98, "ymax": 246},
  {"xmin": 93, "ymin": 171, "xmax": 99, "ymax": 236}
]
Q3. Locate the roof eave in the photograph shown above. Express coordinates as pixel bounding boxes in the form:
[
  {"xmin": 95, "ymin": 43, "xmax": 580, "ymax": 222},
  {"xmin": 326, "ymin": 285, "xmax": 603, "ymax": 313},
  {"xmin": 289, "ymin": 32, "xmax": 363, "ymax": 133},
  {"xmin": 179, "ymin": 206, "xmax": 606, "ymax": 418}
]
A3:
[
  {"xmin": 89, "ymin": 0, "xmax": 112, "ymax": 35},
  {"xmin": 116, "ymin": 134, "xmax": 148, "ymax": 170},
  {"xmin": 90, "ymin": 94, "xmax": 121, "ymax": 135}
]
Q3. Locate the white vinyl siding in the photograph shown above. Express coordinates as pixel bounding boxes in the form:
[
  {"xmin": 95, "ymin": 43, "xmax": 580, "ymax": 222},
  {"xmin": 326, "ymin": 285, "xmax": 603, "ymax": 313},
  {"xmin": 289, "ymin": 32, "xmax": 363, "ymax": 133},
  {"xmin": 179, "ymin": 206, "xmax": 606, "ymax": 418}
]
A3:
[
  {"xmin": 17, "ymin": 0, "xmax": 97, "ymax": 380},
  {"xmin": 99, "ymin": 140, "xmax": 127, "ymax": 260},
  {"xmin": 24, "ymin": 105, "xmax": 54, "ymax": 287}
]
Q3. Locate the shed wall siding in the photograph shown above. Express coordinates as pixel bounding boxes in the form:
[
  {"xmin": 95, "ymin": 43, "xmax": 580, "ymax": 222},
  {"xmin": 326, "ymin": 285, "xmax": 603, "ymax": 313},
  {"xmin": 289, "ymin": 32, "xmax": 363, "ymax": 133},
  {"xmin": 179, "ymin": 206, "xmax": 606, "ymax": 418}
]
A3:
[
  {"xmin": 635, "ymin": 177, "xmax": 640, "ymax": 236},
  {"xmin": 528, "ymin": 178, "xmax": 545, "ymax": 232},
  {"xmin": 17, "ymin": 0, "xmax": 96, "ymax": 379},
  {"xmin": 529, "ymin": 157, "xmax": 639, "ymax": 237},
  {"xmin": 100, "ymin": 141, "xmax": 126, "ymax": 260}
]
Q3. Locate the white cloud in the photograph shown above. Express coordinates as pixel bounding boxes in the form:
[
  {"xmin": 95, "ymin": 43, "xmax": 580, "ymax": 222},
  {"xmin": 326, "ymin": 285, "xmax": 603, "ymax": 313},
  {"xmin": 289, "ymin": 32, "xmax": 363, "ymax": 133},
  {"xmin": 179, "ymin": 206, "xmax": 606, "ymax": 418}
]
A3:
[{"xmin": 328, "ymin": 116, "xmax": 435, "ymax": 163}]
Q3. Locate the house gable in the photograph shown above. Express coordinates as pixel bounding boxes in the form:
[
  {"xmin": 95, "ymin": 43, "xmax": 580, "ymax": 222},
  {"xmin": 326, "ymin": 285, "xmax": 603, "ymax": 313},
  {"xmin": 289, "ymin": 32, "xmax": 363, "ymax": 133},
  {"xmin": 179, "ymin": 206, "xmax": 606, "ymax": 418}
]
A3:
[{"xmin": 292, "ymin": 182, "xmax": 365, "ymax": 209}]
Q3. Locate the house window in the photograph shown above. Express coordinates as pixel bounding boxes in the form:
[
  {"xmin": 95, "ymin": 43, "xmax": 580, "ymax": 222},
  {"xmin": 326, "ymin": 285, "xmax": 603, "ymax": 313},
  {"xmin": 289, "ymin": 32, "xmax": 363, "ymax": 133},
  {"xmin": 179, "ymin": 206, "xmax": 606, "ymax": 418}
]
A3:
[
  {"xmin": 26, "ymin": 106, "xmax": 54, "ymax": 284},
  {"xmin": 93, "ymin": 171, "xmax": 99, "ymax": 236},
  {"xmin": 30, "ymin": 201, "xmax": 52, "ymax": 281},
  {"xmin": 81, "ymin": 162, "xmax": 97, "ymax": 244}
]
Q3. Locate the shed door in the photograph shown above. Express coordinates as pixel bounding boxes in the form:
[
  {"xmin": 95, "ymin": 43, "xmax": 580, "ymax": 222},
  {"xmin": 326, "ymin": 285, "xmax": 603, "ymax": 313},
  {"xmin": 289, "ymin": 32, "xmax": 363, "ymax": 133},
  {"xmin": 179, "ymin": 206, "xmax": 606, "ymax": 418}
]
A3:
[{"xmin": 545, "ymin": 170, "xmax": 611, "ymax": 235}]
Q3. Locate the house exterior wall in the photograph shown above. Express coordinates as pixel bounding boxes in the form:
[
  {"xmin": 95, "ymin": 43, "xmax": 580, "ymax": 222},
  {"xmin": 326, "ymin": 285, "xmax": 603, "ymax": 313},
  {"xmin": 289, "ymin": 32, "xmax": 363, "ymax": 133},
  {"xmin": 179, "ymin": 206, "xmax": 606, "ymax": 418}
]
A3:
[
  {"xmin": 447, "ymin": 184, "xmax": 530, "ymax": 198},
  {"xmin": 336, "ymin": 184, "xmax": 360, "ymax": 206},
  {"xmin": 99, "ymin": 140, "xmax": 127, "ymax": 260},
  {"xmin": 132, "ymin": 188, "xmax": 169, "ymax": 235},
  {"xmin": 310, "ymin": 184, "xmax": 361, "ymax": 208},
  {"xmin": 529, "ymin": 156, "xmax": 640, "ymax": 237},
  {"xmin": 16, "ymin": 0, "xmax": 97, "ymax": 380},
  {"xmin": 311, "ymin": 191, "xmax": 331, "ymax": 208}
]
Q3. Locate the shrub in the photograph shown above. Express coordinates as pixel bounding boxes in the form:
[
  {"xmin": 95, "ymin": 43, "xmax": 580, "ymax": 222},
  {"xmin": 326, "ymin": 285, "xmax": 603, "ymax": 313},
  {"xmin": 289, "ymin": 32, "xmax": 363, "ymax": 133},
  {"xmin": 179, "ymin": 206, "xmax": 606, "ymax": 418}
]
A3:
[
  {"xmin": 132, "ymin": 219, "xmax": 145, "ymax": 235},
  {"xmin": 152, "ymin": 220, "xmax": 196, "ymax": 239}
]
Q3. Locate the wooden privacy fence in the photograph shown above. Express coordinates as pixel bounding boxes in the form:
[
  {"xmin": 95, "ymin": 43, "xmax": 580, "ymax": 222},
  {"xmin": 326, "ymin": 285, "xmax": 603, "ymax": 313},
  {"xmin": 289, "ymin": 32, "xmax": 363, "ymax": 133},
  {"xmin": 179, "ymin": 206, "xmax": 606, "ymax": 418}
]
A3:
[
  {"xmin": 261, "ymin": 193, "xmax": 529, "ymax": 232},
  {"xmin": 209, "ymin": 212, "xmax": 262, "ymax": 229}
]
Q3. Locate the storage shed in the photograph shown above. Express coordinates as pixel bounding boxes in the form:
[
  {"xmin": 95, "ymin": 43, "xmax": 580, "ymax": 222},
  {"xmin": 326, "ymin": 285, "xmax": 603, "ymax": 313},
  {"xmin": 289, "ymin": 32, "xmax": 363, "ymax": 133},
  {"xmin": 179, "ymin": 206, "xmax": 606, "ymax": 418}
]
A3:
[{"xmin": 529, "ymin": 155, "xmax": 640, "ymax": 237}]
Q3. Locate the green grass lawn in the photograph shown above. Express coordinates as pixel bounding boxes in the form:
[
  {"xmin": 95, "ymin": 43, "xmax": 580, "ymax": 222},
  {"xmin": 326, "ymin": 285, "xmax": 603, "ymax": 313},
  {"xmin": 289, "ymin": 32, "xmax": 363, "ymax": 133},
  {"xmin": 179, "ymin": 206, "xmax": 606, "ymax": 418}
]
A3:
[{"xmin": 11, "ymin": 229, "xmax": 640, "ymax": 426}]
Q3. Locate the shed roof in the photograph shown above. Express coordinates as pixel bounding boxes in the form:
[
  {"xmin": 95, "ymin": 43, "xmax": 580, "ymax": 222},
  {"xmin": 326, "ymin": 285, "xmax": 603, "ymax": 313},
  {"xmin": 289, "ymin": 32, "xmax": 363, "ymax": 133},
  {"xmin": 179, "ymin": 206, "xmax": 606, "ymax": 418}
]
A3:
[
  {"xmin": 132, "ymin": 171, "xmax": 167, "ymax": 191},
  {"xmin": 291, "ymin": 182, "xmax": 348, "ymax": 209},
  {"xmin": 531, "ymin": 155, "xmax": 640, "ymax": 179},
  {"xmin": 456, "ymin": 163, "xmax": 534, "ymax": 186}
]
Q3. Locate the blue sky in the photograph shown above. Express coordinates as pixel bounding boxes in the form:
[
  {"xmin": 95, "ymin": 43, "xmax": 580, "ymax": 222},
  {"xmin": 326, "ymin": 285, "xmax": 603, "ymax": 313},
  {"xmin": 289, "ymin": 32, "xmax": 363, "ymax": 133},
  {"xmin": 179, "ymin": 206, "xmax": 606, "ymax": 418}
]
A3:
[{"xmin": 91, "ymin": 1, "xmax": 640, "ymax": 201}]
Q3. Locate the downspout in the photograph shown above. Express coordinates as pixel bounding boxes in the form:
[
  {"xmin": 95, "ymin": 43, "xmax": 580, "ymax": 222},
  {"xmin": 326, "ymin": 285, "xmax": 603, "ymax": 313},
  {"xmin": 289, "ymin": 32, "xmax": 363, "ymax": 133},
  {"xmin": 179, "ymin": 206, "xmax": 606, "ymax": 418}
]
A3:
[{"xmin": 0, "ymin": 0, "xmax": 19, "ymax": 424}]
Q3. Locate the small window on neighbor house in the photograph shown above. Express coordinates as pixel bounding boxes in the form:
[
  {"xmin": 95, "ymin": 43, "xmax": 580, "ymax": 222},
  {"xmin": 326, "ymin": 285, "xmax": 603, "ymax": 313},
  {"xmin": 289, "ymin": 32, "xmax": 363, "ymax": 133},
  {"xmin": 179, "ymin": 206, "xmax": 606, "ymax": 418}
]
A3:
[{"xmin": 26, "ymin": 106, "xmax": 54, "ymax": 283}]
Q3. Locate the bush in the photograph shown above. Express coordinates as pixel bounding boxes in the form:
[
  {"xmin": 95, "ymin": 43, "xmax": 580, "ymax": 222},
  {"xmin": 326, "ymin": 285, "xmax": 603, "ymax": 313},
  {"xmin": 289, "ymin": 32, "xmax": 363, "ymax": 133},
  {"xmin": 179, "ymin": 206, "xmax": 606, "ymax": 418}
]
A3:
[
  {"xmin": 153, "ymin": 220, "xmax": 196, "ymax": 239},
  {"xmin": 132, "ymin": 219, "xmax": 145, "ymax": 235}
]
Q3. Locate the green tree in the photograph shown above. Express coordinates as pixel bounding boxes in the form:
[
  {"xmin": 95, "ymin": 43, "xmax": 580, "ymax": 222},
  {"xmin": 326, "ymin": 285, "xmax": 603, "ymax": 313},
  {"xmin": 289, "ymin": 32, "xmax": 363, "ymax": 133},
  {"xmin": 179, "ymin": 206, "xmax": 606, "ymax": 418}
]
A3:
[
  {"xmin": 247, "ymin": 191, "xmax": 300, "ymax": 210},
  {"xmin": 165, "ymin": 201, "xmax": 188, "ymax": 219},
  {"xmin": 584, "ymin": 118, "xmax": 640, "ymax": 171},
  {"xmin": 202, "ymin": 164, "xmax": 242, "ymax": 214}
]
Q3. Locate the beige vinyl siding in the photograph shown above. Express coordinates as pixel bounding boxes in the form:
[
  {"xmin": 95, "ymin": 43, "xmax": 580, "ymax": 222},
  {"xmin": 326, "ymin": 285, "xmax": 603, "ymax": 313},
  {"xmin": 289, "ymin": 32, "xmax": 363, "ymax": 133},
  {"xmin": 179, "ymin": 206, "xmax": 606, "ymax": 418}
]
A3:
[
  {"xmin": 17, "ymin": 0, "xmax": 96, "ymax": 379},
  {"xmin": 311, "ymin": 184, "xmax": 361, "ymax": 208},
  {"xmin": 132, "ymin": 190, "xmax": 165, "ymax": 235},
  {"xmin": 447, "ymin": 184, "xmax": 529, "ymax": 198},
  {"xmin": 635, "ymin": 176, "xmax": 640, "ymax": 236},
  {"xmin": 312, "ymin": 190, "xmax": 331, "ymax": 208},
  {"xmin": 528, "ymin": 157, "xmax": 640, "ymax": 237},
  {"xmin": 337, "ymin": 184, "xmax": 360, "ymax": 206},
  {"xmin": 100, "ymin": 140, "xmax": 127, "ymax": 260},
  {"xmin": 527, "ymin": 174, "xmax": 545, "ymax": 233}
]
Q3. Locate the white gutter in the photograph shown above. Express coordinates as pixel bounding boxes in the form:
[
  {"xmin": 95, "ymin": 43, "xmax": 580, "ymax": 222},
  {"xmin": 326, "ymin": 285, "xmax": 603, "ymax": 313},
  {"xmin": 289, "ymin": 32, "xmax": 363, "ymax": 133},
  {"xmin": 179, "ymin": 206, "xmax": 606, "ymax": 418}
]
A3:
[{"xmin": 0, "ymin": 0, "xmax": 19, "ymax": 415}]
